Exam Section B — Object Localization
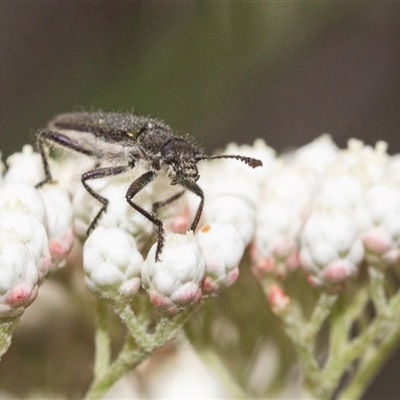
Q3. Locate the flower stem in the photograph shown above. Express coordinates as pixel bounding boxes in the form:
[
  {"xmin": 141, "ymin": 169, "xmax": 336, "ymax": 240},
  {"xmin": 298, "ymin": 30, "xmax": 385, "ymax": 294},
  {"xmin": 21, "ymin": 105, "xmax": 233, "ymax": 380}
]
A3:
[
  {"xmin": 0, "ymin": 319, "xmax": 16, "ymax": 360},
  {"xmin": 85, "ymin": 303, "xmax": 194, "ymax": 399},
  {"xmin": 93, "ymin": 299, "xmax": 111, "ymax": 378}
]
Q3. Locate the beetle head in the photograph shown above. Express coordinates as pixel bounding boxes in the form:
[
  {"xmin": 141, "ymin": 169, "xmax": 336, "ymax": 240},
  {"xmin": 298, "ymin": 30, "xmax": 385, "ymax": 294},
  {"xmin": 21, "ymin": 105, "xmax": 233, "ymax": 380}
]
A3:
[{"xmin": 161, "ymin": 138, "xmax": 201, "ymax": 184}]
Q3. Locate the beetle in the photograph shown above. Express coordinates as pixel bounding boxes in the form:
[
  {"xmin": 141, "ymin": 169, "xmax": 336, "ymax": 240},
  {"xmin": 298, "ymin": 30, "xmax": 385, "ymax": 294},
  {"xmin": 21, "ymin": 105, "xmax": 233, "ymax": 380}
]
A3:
[{"xmin": 36, "ymin": 112, "xmax": 262, "ymax": 261}]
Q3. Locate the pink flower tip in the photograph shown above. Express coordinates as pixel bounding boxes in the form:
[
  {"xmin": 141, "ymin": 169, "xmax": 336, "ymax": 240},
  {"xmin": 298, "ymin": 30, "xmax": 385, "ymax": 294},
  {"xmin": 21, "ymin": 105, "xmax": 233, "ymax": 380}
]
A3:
[
  {"xmin": 267, "ymin": 284, "xmax": 290, "ymax": 314},
  {"xmin": 362, "ymin": 228, "xmax": 392, "ymax": 254},
  {"xmin": 6, "ymin": 283, "xmax": 38, "ymax": 307},
  {"xmin": 251, "ymin": 257, "xmax": 276, "ymax": 279}
]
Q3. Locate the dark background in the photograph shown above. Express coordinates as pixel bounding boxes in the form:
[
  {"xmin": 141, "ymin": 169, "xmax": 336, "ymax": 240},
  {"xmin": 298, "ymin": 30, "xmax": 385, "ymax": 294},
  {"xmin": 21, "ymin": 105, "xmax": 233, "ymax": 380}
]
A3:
[
  {"xmin": 1, "ymin": 3, "xmax": 400, "ymax": 159},
  {"xmin": 1, "ymin": 3, "xmax": 400, "ymax": 399}
]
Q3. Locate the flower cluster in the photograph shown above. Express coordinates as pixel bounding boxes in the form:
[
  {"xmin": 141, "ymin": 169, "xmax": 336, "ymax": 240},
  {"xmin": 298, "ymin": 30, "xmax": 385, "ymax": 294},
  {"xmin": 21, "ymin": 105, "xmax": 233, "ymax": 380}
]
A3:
[
  {"xmin": 0, "ymin": 146, "xmax": 74, "ymax": 317},
  {"xmin": 251, "ymin": 136, "xmax": 400, "ymax": 286},
  {"xmin": 2, "ymin": 134, "xmax": 400, "ymax": 318}
]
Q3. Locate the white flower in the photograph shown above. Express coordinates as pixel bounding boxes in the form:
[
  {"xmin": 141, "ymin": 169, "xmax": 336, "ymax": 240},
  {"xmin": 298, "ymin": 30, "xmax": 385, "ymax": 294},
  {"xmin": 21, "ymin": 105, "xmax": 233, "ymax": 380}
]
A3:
[
  {"xmin": 0, "ymin": 211, "xmax": 51, "ymax": 281},
  {"xmin": 292, "ymin": 135, "xmax": 338, "ymax": 174},
  {"xmin": 39, "ymin": 185, "xmax": 74, "ymax": 269},
  {"xmin": 252, "ymin": 201, "xmax": 301, "ymax": 277},
  {"xmin": 252, "ymin": 166, "xmax": 311, "ymax": 277},
  {"xmin": 4, "ymin": 145, "xmax": 44, "ymax": 186},
  {"xmin": 313, "ymin": 174, "xmax": 364, "ymax": 214},
  {"xmin": 83, "ymin": 226, "xmax": 143, "ymax": 302},
  {"xmin": 204, "ymin": 194, "xmax": 256, "ymax": 246},
  {"xmin": 196, "ymin": 223, "xmax": 244, "ymax": 294},
  {"xmin": 331, "ymin": 139, "xmax": 390, "ymax": 185},
  {"xmin": 0, "ymin": 230, "xmax": 39, "ymax": 317},
  {"xmin": 300, "ymin": 211, "xmax": 364, "ymax": 285},
  {"xmin": 141, "ymin": 232, "xmax": 205, "ymax": 314},
  {"xmin": 197, "ymin": 140, "xmax": 274, "ymax": 206},
  {"xmin": 356, "ymin": 184, "xmax": 400, "ymax": 268},
  {"xmin": 0, "ymin": 182, "xmax": 47, "ymax": 224}
]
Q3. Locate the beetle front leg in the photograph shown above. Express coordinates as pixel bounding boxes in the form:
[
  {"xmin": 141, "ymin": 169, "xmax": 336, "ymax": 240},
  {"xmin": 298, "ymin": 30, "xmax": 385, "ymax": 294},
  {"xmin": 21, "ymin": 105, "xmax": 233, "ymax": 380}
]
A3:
[
  {"xmin": 125, "ymin": 171, "xmax": 167, "ymax": 261},
  {"xmin": 36, "ymin": 129, "xmax": 99, "ymax": 188},
  {"xmin": 179, "ymin": 180, "xmax": 204, "ymax": 232},
  {"xmin": 82, "ymin": 165, "xmax": 131, "ymax": 234},
  {"xmin": 152, "ymin": 190, "xmax": 186, "ymax": 215}
]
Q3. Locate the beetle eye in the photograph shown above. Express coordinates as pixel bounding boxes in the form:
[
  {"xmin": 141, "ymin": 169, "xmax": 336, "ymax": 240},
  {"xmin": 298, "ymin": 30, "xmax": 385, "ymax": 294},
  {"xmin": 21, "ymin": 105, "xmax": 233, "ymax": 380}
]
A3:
[{"xmin": 163, "ymin": 150, "xmax": 174, "ymax": 163}]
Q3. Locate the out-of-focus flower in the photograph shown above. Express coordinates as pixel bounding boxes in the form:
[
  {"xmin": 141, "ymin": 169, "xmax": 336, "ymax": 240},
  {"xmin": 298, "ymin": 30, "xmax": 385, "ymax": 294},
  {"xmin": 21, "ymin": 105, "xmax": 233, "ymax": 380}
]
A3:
[
  {"xmin": 331, "ymin": 139, "xmax": 390, "ymax": 185},
  {"xmin": 3, "ymin": 145, "xmax": 43, "ymax": 186},
  {"xmin": 300, "ymin": 211, "xmax": 364, "ymax": 286},
  {"xmin": 267, "ymin": 284, "xmax": 290, "ymax": 314},
  {"xmin": 291, "ymin": 135, "xmax": 339, "ymax": 175},
  {"xmin": 204, "ymin": 194, "xmax": 256, "ymax": 246},
  {"xmin": 252, "ymin": 166, "xmax": 311, "ymax": 277},
  {"xmin": 197, "ymin": 140, "xmax": 275, "ymax": 207},
  {"xmin": 356, "ymin": 184, "xmax": 400, "ymax": 268},
  {"xmin": 141, "ymin": 232, "xmax": 205, "ymax": 315},
  {"xmin": 83, "ymin": 226, "xmax": 143, "ymax": 303},
  {"xmin": 196, "ymin": 223, "xmax": 244, "ymax": 294}
]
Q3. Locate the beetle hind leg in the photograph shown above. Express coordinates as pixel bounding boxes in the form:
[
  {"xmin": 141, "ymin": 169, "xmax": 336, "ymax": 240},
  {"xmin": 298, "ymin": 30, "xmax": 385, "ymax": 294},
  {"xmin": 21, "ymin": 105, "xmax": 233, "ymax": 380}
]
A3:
[
  {"xmin": 81, "ymin": 165, "xmax": 132, "ymax": 235},
  {"xmin": 35, "ymin": 129, "xmax": 99, "ymax": 188}
]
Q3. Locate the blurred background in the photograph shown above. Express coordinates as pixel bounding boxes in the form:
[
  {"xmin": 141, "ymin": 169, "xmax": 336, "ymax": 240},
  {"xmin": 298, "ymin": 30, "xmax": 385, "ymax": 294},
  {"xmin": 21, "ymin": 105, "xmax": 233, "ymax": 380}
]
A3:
[
  {"xmin": 1, "ymin": 3, "xmax": 400, "ymax": 159},
  {"xmin": 1, "ymin": 3, "xmax": 400, "ymax": 399}
]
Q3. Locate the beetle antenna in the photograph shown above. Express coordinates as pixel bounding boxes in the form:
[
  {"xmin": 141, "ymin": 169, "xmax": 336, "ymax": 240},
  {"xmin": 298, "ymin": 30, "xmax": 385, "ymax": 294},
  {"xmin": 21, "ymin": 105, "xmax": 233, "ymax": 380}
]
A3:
[{"xmin": 197, "ymin": 154, "xmax": 262, "ymax": 169}]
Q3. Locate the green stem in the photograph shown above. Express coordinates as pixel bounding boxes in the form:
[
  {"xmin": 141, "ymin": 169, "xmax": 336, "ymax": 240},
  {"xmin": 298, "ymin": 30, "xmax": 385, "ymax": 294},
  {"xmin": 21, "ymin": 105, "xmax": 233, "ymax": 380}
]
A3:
[
  {"xmin": 85, "ymin": 304, "xmax": 194, "ymax": 399},
  {"xmin": 85, "ymin": 336, "xmax": 148, "ymax": 400},
  {"xmin": 338, "ymin": 286, "xmax": 400, "ymax": 399},
  {"xmin": 0, "ymin": 319, "xmax": 16, "ymax": 360},
  {"xmin": 338, "ymin": 325, "xmax": 400, "ymax": 400},
  {"xmin": 368, "ymin": 266, "xmax": 388, "ymax": 313},
  {"xmin": 93, "ymin": 299, "xmax": 111, "ymax": 378}
]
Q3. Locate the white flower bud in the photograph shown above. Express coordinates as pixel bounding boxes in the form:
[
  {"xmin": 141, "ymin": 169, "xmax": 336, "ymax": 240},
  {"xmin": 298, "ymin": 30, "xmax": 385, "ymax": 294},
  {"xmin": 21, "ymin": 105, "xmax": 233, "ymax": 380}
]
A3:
[
  {"xmin": 292, "ymin": 135, "xmax": 338, "ymax": 174},
  {"xmin": 196, "ymin": 223, "xmax": 244, "ymax": 294},
  {"xmin": 314, "ymin": 174, "xmax": 364, "ymax": 214},
  {"xmin": 0, "ymin": 211, "xmax": 51, "ymax": 281},
  {"xmin": 252, "ymin": 201, "xmax": 301, "ymax": 277},
  {"xmin": 39, "ymin": 185, "xmax": 74, "ymax": 269},
  {"xmin": 0, "ymin": 182, "xmax": 47, "ymax": 224},
  {"xmin": 142, "ymin": 232, "xmax": 205, "ymax": 314},
  {"xmin": 332, "ymin": 139, "xmax": 390, "ymax": 185},
  {"xmin": 83, "ymin": 226, "xmax": 143, "ymax": 302},
  {"xmin": 0, "ymin": 230, "xmax": 39, "ymax": 317},
  {"xmin": 204, "ymin": 194, "xmax": 256, "ymax": 246},
  {"xmin": 198, "ymin": 140, "xmax": 274, "ymax": 206},
  {"xmin": 356, "ymin": 184, "xmax": 400, "ymax": 268},
  {"xmin": 4, "ymin": 145, "xmax": 44, "ymax": 186},
  {"xmin": 252, "ymin": 166, "xmax": 311, "ymax": 277},
  {"xmin": 300, "ymin": 211, "xmax": 364, "ymax": 285}
]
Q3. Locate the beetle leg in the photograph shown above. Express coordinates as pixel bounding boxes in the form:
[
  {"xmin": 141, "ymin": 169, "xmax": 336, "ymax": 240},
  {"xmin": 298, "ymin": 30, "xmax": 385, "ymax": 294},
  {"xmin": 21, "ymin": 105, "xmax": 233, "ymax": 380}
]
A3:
[
  {"xmin": 36, "ymin": 129, "xmax": 99, "ymax": 188},
  {"xmin": 125, "ymin": 171, "xmax": 168, "ymax": 261},
  {"xmin": 82, "ymin": 165, "xmax": 132, "ymax": 234},
  {"xmin": 152, "ymin": 190, "xmax": 186, "ymax": 215},
  {"xmin": 178, "ymin": 180, "xmax": 204, "ymax": 232}
]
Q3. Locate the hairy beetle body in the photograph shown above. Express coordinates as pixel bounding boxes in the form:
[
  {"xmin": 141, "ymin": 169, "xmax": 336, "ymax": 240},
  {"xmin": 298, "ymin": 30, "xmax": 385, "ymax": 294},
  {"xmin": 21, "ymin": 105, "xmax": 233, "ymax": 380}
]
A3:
[{"xmin": 36, "ymin": 112, "xmax": 262, "ymax": 261}]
